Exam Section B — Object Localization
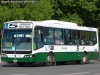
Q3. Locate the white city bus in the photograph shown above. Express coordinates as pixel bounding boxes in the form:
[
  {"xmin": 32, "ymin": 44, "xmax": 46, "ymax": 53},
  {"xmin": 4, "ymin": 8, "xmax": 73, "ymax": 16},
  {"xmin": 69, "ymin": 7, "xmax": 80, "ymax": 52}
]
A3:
[{"xmin": 1, "ymin": 20, "xmax": 99, "ymax": 66}]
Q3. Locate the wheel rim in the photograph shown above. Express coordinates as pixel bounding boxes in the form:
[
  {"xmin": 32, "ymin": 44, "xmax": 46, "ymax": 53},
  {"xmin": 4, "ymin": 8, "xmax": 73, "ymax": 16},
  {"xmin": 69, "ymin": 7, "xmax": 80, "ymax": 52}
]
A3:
[
  {"xmin": 47, "ymin": 55, "xmax": 52, "ymax": 63},
  {"xmin": 83, "ymin": 56, "xmax": 87, "ymax": 63}
]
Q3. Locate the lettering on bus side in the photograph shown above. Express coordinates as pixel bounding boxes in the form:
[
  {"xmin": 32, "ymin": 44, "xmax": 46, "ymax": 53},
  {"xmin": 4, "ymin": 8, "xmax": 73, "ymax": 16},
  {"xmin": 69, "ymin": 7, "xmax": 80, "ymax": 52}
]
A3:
[{"xmin": 62, "ymin": 47, "xmax": 67, "ymax": 50}]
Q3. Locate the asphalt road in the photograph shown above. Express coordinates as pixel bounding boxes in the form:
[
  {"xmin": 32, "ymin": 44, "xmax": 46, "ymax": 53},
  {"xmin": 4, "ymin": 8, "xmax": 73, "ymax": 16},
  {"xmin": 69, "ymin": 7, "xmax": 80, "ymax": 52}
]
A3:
[{"xmin": 0, "ymin": 61, "xmax": 100, "ymax": 75}]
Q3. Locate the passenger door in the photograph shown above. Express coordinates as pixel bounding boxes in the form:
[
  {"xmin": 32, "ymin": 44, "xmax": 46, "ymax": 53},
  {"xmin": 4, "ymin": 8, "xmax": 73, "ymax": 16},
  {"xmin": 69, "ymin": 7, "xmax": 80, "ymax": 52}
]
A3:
[{"xmin": 34, "ymin": 26, "xmax": 44, "ymax": 50}]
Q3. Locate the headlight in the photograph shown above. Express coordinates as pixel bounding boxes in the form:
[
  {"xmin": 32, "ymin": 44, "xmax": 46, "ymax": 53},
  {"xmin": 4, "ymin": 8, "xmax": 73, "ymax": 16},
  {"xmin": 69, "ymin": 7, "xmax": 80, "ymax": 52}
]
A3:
[
  {"xmin": 30, "ymin": 55, "xmax": 32, "ymax": 58},
  {"xmin": 24, "ymin": 55, "xmax": 32, "ymax": 58}
]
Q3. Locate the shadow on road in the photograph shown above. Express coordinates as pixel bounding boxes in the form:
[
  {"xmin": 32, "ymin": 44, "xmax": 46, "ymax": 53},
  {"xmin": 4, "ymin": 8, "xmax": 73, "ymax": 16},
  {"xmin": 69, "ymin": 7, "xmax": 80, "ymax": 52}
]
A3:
[{"xmin": 1, "ymin": 60, "xmax": 98, "ymax": 67}]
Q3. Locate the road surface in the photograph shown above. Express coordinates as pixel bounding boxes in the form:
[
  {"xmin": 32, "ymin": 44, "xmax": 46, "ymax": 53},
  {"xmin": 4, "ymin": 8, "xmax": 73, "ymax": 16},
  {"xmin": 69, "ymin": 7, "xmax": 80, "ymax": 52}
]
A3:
[{"xmin": 0, "ymin": 61, "xmax": 100, "ymax": 75}]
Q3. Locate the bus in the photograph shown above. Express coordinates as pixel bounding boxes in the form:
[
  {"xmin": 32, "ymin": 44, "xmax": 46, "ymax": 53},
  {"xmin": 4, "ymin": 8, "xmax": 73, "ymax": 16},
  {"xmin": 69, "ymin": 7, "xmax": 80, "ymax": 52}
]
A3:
[{"xmin": 1, "ymin": 20, "xmax": 99, "ymax": 66}]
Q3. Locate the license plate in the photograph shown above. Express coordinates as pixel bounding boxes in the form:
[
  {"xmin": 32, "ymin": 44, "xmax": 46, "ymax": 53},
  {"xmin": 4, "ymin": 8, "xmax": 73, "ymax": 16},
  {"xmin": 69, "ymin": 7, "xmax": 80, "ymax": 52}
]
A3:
[{"xmin": 13, "ymin": 59, "xmax": 18, "ymax": 63}]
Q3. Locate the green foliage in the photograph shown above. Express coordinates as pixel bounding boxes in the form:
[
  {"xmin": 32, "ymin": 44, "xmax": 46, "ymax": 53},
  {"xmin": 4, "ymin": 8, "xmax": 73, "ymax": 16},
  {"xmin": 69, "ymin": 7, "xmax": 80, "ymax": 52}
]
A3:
[
  {"xmin": 0, "ymin": 0, "xmax": 54, "ymax": 29},
  {"xmin": 29, "ymin": 0, "xmax": 54, "ymax": 20},
  {"xmin": 52, "ymin": 0, "xmax": 100, "ymax": 27},
  {"xmin": 0, "ymin": 0, "xmax": 100, "ymax": 29},
  {"xmin": 61, "ymin": 13, "xmax": 84, "ymax": 26}
]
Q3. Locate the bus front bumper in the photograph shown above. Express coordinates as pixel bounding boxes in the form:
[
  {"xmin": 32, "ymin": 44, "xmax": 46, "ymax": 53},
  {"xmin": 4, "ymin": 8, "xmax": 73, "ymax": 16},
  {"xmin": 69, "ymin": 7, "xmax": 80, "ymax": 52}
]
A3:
[{"xmin": 1, "ymin": 57, "xmax": 35, "ymax": 63}]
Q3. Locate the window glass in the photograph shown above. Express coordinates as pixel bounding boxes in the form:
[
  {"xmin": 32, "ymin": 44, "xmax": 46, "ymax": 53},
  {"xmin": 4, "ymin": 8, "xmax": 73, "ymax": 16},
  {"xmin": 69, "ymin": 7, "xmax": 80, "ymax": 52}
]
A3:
[
  {"xmin": 44, "ymin": 27, "xmax": 54, "ymax": 45},
  {"xmin": 37, "ymin": 28, "xmax": 44, "ymax": 49},
  {"xmin": 89, "ymin": 31, "xmax": 97, "ymax": 45},
  {"xmin": 2, "ymin": 29, "xmax": 32, "ymax": 50},
  {"xmin": 55, "ymin": 29, "xmax": 64, "ymax": 45},
  {"xmin": 72, "ymin": 30, "xmax": 80, "ymax": 45},
  {"xmin": 64, "ymin": 29, "xmax": 72, "ymax": 45},
  {"xmin": 34, "ymin": 27, "xmax": 44, "ymax": 49},
  {"xmin": 81, "ymin": 31, "xmax": 89, "ymax": 45}
]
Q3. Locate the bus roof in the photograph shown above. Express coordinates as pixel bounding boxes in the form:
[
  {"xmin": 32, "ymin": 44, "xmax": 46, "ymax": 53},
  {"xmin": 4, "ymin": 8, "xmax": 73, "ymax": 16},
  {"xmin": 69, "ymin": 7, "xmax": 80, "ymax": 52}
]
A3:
[
  {"xmin": 34, "ymin": 20, "xmax": 97, "ymax": 31},
  {"xmin": 5, "ymin": 20, "xmax": 77, "ymax": 26},
  {"xmin": 5, "ymin": 20, "xmax": 33, "ymax": 23},
  {"xmin": 3, "ymin": 20, "xmax": 97, "ymax": 31},
  {"xmin": 42, "ymin": 20, "xmax": 78, "ymax": 26}
]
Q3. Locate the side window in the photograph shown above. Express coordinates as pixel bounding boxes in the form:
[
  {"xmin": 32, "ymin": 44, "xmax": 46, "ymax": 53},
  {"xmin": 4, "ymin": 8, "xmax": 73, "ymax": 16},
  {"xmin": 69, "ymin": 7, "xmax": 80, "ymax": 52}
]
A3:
[
  {"xmin": 44, "ymin": 27, "xmax": 54, "ymax": 45},
  {"xmin": 72, "ymin": 30, "xmax": 80, "ymax": 45},
  {"xmin": 64, "ymin": 29, "xmax": 72, "ymax": 45},
  {"xmin": 54, "ymin": 29, "xmax": 64, "ymax": 45},
  {"xmin": 89, "ymin": 31, "xmax": 97, "ymax": 45},
  {"xmin": 81, "ymin": 31, "xmax": 89, "ymax": 45}
]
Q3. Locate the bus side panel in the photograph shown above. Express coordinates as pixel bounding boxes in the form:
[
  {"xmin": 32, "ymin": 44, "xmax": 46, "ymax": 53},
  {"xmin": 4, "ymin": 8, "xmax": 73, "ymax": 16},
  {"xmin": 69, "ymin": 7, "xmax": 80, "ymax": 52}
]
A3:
[
  {"xmin": 54, "ymin": 52, "xmax": 99, "ymax": 61},
  {"xmin": 33, "ymin": 52, "xmax": 99, "ymax": 62},
  {"xmin": 34, "ymin": 53, "xmax": 47, "ymax": 62},
  {"xmin": 1, "ymin": 52, "xmax": 98, "ymax": 63},
  {"xmin": 87, "ymin": 52, "xmax": 99, "ymax": 60},
  {"xmin": 54, "ymin": 52, "xmax": 83, "ymax": 61}
]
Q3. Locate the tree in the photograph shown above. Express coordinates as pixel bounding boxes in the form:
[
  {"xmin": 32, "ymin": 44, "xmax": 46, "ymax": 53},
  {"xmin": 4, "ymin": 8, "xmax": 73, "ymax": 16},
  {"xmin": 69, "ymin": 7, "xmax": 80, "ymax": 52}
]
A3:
[
  {"xmin": 0, "ymin": 0, "xmax": 54, "ymax": 29},
  {"xmin": 0, "ymin": 0, "xmax": 100, "ymax": 28},
  {"xmin": 28, "ymin": 0, "xmax": 54, "ymax": 20},
  {"xmin": 51, "ymin": 0, "xmax": 100, "ymax": 27}
]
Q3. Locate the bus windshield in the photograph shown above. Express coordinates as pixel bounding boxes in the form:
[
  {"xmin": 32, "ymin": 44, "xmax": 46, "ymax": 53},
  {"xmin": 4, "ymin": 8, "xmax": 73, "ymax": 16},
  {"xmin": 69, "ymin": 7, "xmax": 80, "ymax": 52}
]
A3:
[{"xmin": 2, "ymin": 29, "xmax": 32, "ymax": 51}]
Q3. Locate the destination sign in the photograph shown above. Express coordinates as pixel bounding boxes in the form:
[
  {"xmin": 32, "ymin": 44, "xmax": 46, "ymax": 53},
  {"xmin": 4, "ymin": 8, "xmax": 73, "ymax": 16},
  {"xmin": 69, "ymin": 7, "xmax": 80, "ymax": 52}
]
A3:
[
  {"xmin": 18, "ymin": 23, "xmax": 32, "ymax": 28},
  {"xmin": 4, "ymin": 22, "xmax": 32, "ymax": 29}
]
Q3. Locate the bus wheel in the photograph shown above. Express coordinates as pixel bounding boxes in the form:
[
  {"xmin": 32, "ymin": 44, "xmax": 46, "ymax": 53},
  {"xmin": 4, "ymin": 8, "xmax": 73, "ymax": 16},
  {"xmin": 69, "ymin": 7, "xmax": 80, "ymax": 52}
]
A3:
[
  {"xmin": 17, "ymin": 62, "xmax": 26, "ymax": 67},
  {"xmin": 81, "ymin": 53, "xmax": 88, "ymax": 64},
  {"xmin": 45, "ymin": 53, "xmax": 56, "ymax": 66}
]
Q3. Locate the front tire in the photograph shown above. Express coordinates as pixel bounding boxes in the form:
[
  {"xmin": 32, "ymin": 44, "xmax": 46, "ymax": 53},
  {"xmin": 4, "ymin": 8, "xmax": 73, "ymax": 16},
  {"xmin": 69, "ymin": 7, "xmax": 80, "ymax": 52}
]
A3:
[
  {"xmin": 81, "ymin": 54, "xmax": 88, "ymax": 64},
  {"xmin": 45, "ymin": 53, "xmax": 56, "ymax": 66}
]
